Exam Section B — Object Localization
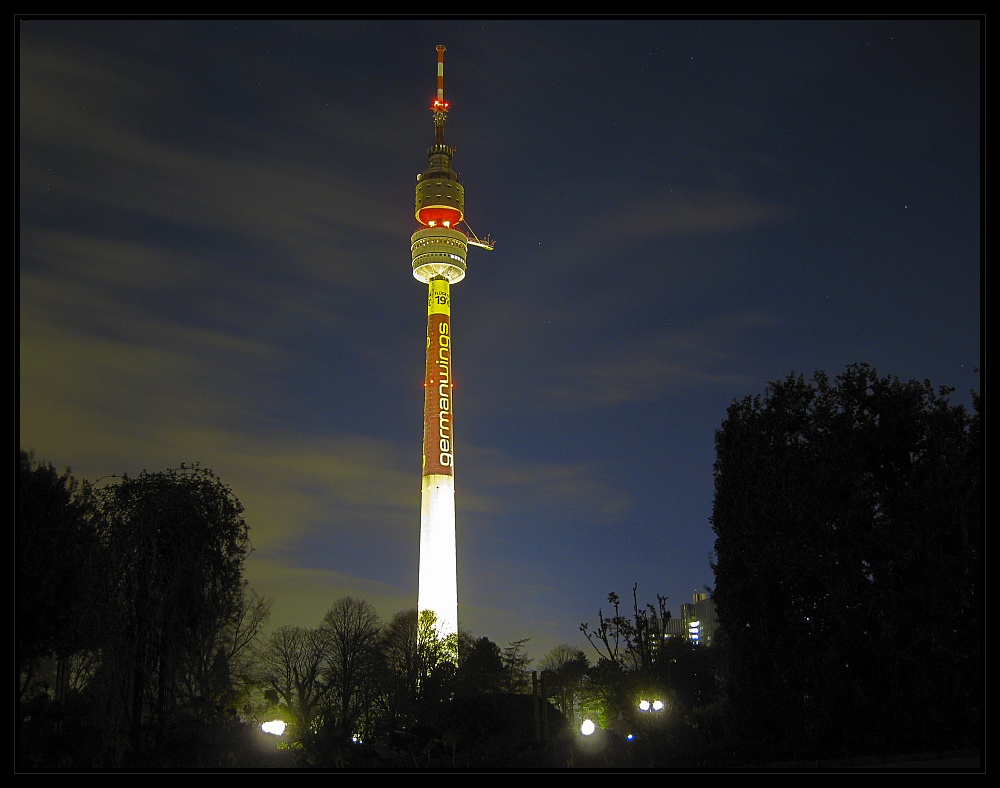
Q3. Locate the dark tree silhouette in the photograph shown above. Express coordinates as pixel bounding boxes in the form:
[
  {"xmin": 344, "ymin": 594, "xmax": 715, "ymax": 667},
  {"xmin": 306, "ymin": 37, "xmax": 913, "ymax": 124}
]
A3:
[
  {"xmin": 455, "ymin": 636, "xmax": 504, "ymax": 696},
  {"xmin": 539, "ymin": 644, "xmax": 589, "ymax": 728},
  {"xmin": 257, "ymin": 625, "xmax": 331, "ymax": 746},
  {"xmin": 499, "ymin": 638, "xmax": 532, "ymax": 694},
  {"xmin": 377, "ymin": 609, "xmax": 421, "ymax": 730},
  {"xmin": 319, "ymin": 596, "xmax": 383, "ymax": 746},
  {"xmin": 87, "ymin": 463, "xmax": 252, "ymax": 751},
  {"xmin": 17, "ymin": 451, "xmax": 96, "ymax": 685},
  {"xmin": 711, "ymin": 364, "xmax": 981, "ymax": 755}
]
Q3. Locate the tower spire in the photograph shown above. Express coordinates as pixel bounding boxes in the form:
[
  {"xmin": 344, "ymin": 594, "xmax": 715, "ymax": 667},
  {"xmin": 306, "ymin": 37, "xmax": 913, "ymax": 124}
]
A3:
[{"xmin": 433, "ymin": 44, "xmax": 448, "ymax": 146}]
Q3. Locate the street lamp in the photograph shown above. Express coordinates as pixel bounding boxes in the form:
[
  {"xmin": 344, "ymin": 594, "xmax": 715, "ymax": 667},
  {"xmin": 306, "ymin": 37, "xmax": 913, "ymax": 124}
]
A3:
[{"xmin": 261, "ymin": 719, "xmax": 286, "ymax": 736}]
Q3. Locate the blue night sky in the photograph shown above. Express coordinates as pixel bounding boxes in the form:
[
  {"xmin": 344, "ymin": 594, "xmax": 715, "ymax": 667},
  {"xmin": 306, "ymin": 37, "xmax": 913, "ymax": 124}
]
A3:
[{"xmin": 18, "ymin": 16, "xmax": 981, "ymax": 663}]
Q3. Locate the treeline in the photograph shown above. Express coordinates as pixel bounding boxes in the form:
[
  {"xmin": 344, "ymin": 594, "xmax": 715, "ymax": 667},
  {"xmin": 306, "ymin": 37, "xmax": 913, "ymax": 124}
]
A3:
[
  {"xmin": 17, "ymin": 363, "xmax": 981, "ymax": 769},
  {"xmin": 15, "ymin": 451, "xmax": 719, "ymax": 769},
  {"xmin": 16, "ymin": 454, "xmax": 551, "ymax": 767}
]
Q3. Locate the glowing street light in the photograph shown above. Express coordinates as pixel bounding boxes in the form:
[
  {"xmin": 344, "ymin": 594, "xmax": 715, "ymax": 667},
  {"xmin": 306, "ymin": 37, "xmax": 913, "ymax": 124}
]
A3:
[{"xmin": 261, "ymin": 719, "xmax": 286, "ymax": 736}]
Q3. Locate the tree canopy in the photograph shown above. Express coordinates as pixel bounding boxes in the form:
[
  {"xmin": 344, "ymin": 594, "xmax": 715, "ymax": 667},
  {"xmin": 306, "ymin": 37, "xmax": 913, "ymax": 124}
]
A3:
[
  {"xmin": 87, "ymin": 463, "xmax": 254, "ymax": 743},
  {"xmin": 17, "ymin": 451, "xmax": 96, "ymax": 673},
  {"xmin": 711, "ymin": 364, "xmax": 981, "ymax": 754}
]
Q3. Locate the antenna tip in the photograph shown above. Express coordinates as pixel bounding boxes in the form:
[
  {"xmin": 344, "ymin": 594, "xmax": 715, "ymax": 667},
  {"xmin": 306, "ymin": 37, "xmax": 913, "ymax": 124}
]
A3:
[{"xmin": 436, "ymin": 44, "xmax": 446, "ymax": 53}]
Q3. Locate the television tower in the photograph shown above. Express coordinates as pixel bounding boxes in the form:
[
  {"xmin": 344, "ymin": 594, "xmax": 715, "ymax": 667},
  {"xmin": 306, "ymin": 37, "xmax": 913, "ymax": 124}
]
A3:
[{"xmin": 411, "ymin": 45, "xmax": 492, "ymax": 640}]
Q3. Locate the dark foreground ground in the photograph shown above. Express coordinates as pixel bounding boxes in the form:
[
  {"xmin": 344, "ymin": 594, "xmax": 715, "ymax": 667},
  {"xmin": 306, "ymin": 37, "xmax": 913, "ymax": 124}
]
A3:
[{"xmin": 750, "ymin": 748, "xmax": 981, "ymax": 772}]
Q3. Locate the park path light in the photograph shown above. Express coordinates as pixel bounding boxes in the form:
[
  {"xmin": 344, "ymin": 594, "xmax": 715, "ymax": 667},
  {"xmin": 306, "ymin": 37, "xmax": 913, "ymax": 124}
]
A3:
[{"xmin": 261, "ymin": 719, "xmax": 286, "ymax": 736}]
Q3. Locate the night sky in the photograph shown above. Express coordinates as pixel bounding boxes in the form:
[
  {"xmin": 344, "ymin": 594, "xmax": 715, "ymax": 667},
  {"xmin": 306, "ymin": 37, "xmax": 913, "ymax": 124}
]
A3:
[{"xmin": 18, "ymin": 17, "xmax": 981, "ymax": 663}]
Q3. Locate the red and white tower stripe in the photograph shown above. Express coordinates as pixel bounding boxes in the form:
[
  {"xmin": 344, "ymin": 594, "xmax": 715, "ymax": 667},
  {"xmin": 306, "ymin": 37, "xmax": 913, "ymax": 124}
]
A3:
[{"xmin": 437, "ymin": 43, "xmax": 446, "ymax": 102}]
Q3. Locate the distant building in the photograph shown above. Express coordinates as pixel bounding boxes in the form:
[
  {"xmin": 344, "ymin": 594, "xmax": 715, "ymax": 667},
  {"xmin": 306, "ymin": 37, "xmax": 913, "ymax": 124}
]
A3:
[{"xmin": 663, "ymin": 592, "xmax": 718, "ymax": 647}]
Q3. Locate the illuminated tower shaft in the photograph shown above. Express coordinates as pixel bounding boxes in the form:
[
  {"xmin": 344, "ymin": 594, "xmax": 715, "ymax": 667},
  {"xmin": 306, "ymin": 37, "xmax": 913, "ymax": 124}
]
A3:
[
  {"xmin": 418, "ymin": 277, "xmax": 459, "ymax": 638},
  {"xmin": 411, "ymin": 45, "xmax": 490, "ymax": 639}
]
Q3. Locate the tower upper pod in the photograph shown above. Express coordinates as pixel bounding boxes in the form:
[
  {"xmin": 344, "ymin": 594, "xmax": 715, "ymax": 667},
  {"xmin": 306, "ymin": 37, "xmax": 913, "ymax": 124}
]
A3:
[{"xmin": 412, "ymin": 45, "xmax": 468, "ymax": 283}]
